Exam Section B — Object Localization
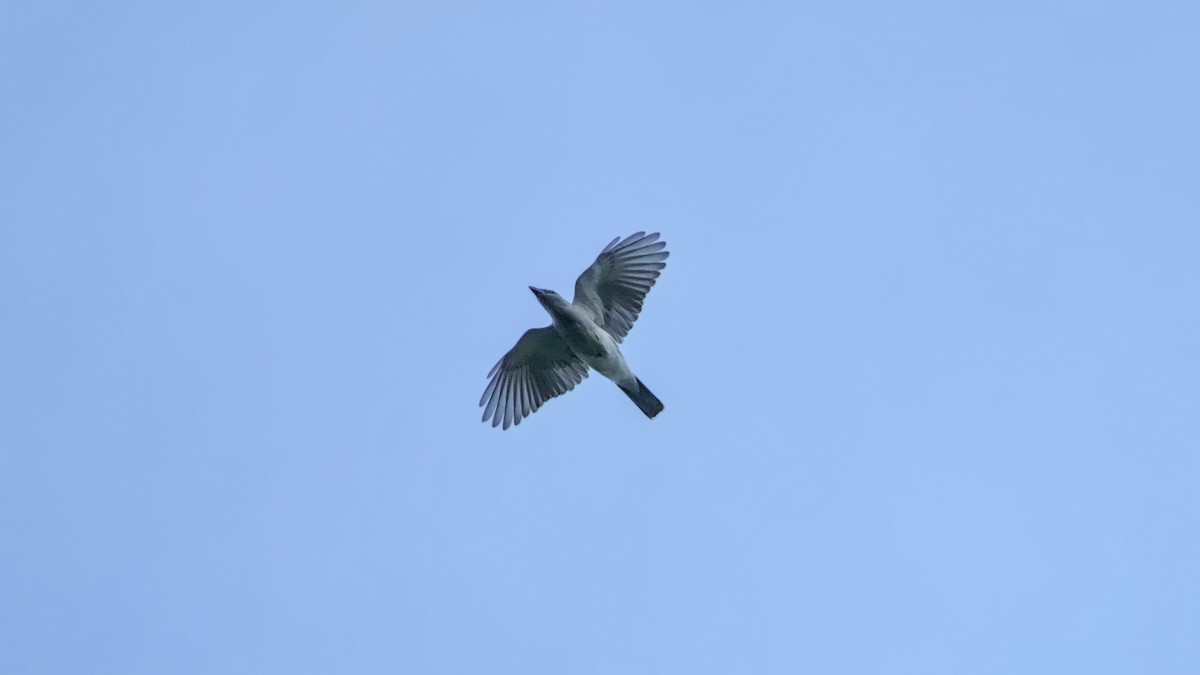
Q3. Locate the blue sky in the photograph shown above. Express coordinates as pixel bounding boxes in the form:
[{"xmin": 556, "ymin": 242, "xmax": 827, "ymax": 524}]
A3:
[{"xmin": 3, "ymin": 1, "xmax": 1198, "ymax": 673}]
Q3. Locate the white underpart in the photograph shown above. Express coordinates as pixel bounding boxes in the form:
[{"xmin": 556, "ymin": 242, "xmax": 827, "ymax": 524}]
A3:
[
  {"xmin": 579, "ymin": 326, "xmax": 635, "ymax": 389},
  {"xmin": 549, "ymin": 301, "xmax": 637, "ymax": 390}
]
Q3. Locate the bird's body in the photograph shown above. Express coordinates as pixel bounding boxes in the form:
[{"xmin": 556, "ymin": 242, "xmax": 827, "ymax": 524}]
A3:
[
  {"xmin": 480, "ymin": 232, "xmax": 668, "ymax": 429},
  {"xmin": 539, "ymin": 292, "xmax": 634, "ymax": 386}
]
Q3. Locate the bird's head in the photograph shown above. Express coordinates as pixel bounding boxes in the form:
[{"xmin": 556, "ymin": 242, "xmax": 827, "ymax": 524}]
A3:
[{"xmin": 529, "ymin": 286, "xmax": 569, "ymax": 315}]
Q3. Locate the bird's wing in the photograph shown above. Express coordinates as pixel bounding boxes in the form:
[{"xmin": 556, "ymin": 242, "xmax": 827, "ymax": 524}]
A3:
[
  {"xmin": 480, "ymin": 326, "xmax": 589, "ymax": 429},
  {"xmin": 572, "ymin": 232, "xmax": 669, "ymax": 342}
]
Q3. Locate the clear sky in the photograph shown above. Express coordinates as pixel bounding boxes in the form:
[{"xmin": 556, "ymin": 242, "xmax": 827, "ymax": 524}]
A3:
[{"xmin": 3, "ymin": 2, "xmax": 1198, "ymax": 673}]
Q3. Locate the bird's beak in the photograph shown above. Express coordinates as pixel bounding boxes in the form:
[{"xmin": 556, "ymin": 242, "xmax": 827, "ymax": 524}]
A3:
[{"xmin": 529, "ymin": 286, "xmax": 543, "ymax": 296}]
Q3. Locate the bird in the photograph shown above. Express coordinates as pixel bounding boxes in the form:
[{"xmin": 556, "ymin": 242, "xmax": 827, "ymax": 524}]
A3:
[{"xmin": 480, "ymin": 232, "xmax": 669, "ymax": 429}]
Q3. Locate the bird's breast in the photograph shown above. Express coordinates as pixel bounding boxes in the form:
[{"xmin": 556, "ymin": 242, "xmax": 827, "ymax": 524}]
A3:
[
  {"xmin": 554, "ymin": 314, "xmax": 609, "ymax": 356},
  {"xmin": 553, "ymin": 316, "xmax": 631, "ymax": 383}
]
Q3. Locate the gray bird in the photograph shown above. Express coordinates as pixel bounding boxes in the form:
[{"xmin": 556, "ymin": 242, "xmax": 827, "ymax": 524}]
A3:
[{"xmin": 481, "ymin": 232, "xmax": 669, "ymax": 429}]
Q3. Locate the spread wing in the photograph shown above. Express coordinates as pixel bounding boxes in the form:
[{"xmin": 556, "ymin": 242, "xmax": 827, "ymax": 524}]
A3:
[
  {"xmin": 480, "ymin": 326, "xmax": 589, "ymax": 429},
  {"xmin": 572, "ymin": 232, "xmax": 669, "ymax": 342}
]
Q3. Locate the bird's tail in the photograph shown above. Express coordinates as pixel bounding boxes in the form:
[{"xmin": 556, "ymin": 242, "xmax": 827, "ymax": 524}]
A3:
[{"xmin": 621, "ymin": 378, "xmax": 664, "ymax": 419}]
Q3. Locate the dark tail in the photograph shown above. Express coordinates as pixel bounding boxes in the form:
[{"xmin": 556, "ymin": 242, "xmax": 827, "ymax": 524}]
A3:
[{"xmin": 621, "ymin": 378, "xmax": 664, "ymax": 419}]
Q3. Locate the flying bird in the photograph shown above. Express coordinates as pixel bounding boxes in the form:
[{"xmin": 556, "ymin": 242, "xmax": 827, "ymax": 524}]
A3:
[{"xmin": 480, "ymin": 232, "xmax": 669, "ymax": 429}]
